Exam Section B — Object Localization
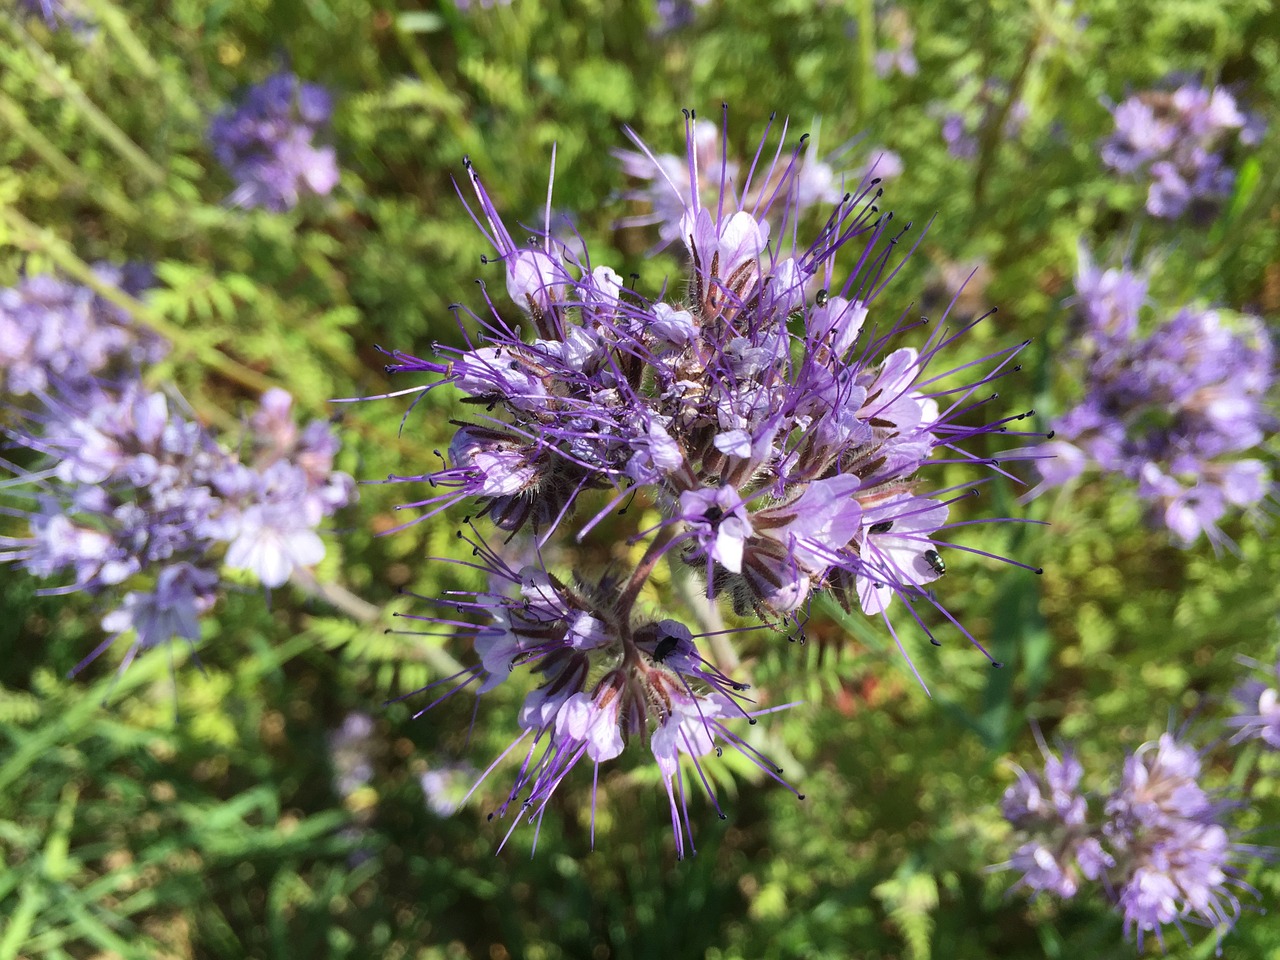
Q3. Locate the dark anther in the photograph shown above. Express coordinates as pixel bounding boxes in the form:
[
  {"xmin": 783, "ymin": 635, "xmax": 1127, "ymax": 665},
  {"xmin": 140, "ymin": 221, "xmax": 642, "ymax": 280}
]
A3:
[
  {"xmin": 480, "ymin": 255, "xmax": 489, "ymax": 264},
  {"xmin": 1046, "ymin": 430, "xmax": 1056, "ymax": 439},
  {"xmin": 799, "ymin": 133, "xmax": 810, "ymax": 145},
  {"xmin": 797, "ymin": 794, "xmax": 806, "ymax": 800},
  {"xmin": 1034, "ymin": 567, "xmax": 1044, "ymax": 575},
  {"xmin": 748, "ymin": 717, "xmax": 757, "ymax": 725},
  {"xmin": 992, "ymin": 661, "xmax": 1005, "ymax": 668}
]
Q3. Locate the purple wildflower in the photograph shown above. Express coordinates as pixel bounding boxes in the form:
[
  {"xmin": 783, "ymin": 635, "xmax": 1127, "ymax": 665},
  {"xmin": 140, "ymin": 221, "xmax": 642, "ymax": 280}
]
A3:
[
  {"xmin": 1, "ymin": 377, "xmax": 354, "ymax": 674},
  {"xmin": 208, "ymin": 72, "xmax": 340, "ymax": 212},
  {"xmin": 1101, "ymin": 81, "xmax": 1263, "ymax": 219},
  {"xmin": 373, "ymin": 108, "xmax": 1038, "ymax": 853},
  {"xmin": 874, "ymin": 8, "xmax": 919, "ymax": 79},
  {"xmin": 0, "ymin": 266, "xmax": 164, "ymax": 399},
  {"xmin": 1001, "ymin": 728, "xmax": 1262, "ymax": 952},
  {"xmin": 1029, "ymin": 246, "xmax": 1275, "ymax": 546},
  {"xmin": 1227, "ymin": 654, "xmax": 1280, "ymax": 750}
]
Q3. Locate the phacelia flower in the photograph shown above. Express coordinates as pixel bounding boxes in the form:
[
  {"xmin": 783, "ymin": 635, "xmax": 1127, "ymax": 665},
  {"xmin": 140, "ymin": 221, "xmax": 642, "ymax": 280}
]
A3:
[
  {"xmin": 208, "ymin": 72, "xmax": 340, "ymax": 212},
  {"xmin": 1227, "ymin": 653, "xmax": 1280, "ymax": 750},
  {"xmin": 1, "ymin": 375, "xmax": 355, "ymax": 674},
  {"xmin": 1101, "ymin": 81, "xmax": 1263, "ymax": 219},
  {"xmin": 373, "ymin": 108, "xmax": 1038, "ymax": 853},
  {"xmin": 1001, "ymin": 728, "xmax": 1262, "ymax": 952},
  {"xmin": 1028, "ymin": 245, "xmax": 1275, "ymax": 546},
  {"xmin": 0, "ymin": 265, "xmax": 164, "ymax": 398}
]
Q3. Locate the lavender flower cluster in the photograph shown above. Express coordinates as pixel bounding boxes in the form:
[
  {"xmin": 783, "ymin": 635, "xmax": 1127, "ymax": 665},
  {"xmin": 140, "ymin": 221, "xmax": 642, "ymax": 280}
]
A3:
[
  {"xmin": 0, "ymin": 270, "xmax": 354, "ymax": 674},
  {"xmin": 0, "ymin": 265, "xmax": 165, "ymax": 397},
  {"xmin": 1030, "ymin": 247, "xmax": 1275, "ymax": 546},
  {"xmin": 1002, "ymin": 731, "xmax": 1260, "ymax": 951},
  {"xmin": 1101, "ymin": 81, "xmax": 1263, "ymax": 219},
  {"xmin": 208, "ymin": 72, "xmax": 340, "ymax": 213},
  {"xmin": 379, "ymin": 111, "xmax": 1033, "ymax": 854}
]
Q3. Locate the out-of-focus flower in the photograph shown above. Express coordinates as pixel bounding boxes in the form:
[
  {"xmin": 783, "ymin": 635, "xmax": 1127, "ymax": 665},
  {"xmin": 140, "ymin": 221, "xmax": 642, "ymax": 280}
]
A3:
[
  {"xmin": 874, "ymin": 7, "xmax": 918, "ymax": 79},
  {"xmin": 1, "ymin": 282, "xmax": 356, "ymax": 674},
  {"xmin": 375, "ymin": 108, "xmax": 1036, "ymax": 853},
  {"xmin": 1228, "ymin": 654, "xmax": 1280, "ymax": 750},
  {"xmin": 0, "ymin": 265, "xmax": 164, "ymax": 398},
  {"xmin": 1101, "ymin": 81, "xmax": 1263, "ymax": 219},
  {"xmin": 936, "ymin": 80, "xmax": 1028, "ymax": 160},
  {"xmin": 420, "ymin": 762, "xmax": 478, "ymax": 817},
  {"xmin": 653, "ymin": 0, "xmax": 710, "ymax": 32},
  {"xmin": 1001, "ymin": 728, "xmax": 1261, "ymax": 952},
  {"xmin": 1028, "ymin": 245, "xmax": 1275, "ymax": 546},
  {"xmin": 208, "ymin": 72, "xmax": 340, "ymax": 212}
]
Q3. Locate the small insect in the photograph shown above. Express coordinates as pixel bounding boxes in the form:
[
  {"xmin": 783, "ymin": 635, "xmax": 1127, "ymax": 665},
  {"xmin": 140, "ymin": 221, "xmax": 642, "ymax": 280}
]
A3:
[
  {"xmin": 652, "ymin": 634, "xmax": 680, "ymax": 663},
  {"xmin": 869, "ymin": 520, "xmax": 894, "ymax": 535},
  {"xmin": 815, "ymin": 288, "xmax": 829, "ymax": 307},
  {"xmin": 923, "ymin": 549, "xmax": 946, "ymax": 576}
]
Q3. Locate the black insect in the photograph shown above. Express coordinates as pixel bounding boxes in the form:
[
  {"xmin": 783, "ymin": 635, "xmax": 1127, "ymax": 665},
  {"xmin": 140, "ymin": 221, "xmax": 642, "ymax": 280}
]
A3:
[
  {"xmin": 869, "ymin": 520, "xmax": 894, "ymax": 535},
  {"xmin": 923, "ymin": 549, "xmax": 946, "ymax": 576},
  {"xmin": 652, "ymin": 634, "xmax": 680, "ymax": 662},
  {"xmin": 815, "ymin": 288, "xmax": 829, "ymax": 307}
]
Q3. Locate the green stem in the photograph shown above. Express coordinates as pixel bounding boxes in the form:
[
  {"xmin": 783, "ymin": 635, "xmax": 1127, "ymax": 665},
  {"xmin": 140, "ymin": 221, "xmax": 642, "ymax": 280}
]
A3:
[
  {"xmin": 0, "ymin": 91, "xmax": 139, "ymax": 224},
  {"xmin": 0, "ymin": 12, "xmax": 168, "ymax": 186},
  {"xmin": 0, "ymin": 206, "xmax": 275, "ymax": 396}
]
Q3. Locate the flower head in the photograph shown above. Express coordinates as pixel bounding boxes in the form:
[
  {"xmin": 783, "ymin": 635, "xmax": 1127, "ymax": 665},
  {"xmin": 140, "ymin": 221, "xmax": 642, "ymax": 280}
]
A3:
[
  {"xmin": 1101, "ymin": 81, "xmax": 1263, "ymax": 219},
  {"xmin": 380, "ymin": 108, "xmax": 1036, "ymax": 852},
  {"xmin": 1029, "ymin": 246, "xmax": 1275, "ymax": 546},
  {"xmin": 208, "ymin": 72, "xmax": 340, "ymax": 212},
  {"xmin": 1001, "ymin": 727, "xmax": 1263, "ymax": 953}
]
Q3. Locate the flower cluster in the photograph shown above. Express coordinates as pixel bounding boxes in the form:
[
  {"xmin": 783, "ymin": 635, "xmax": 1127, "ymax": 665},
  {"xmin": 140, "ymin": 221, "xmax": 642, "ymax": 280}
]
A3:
[
  {"xmin": 208, "ymin": 72, "xmax": 340, "ymax": 212},
  {"xmin": 1229, "ymin": 654, "xmax": 1280, "ymax": 750},
  {"xmin": 0, "ymin": 264, "xmax": 165, "ymax": 397},
  {"xmin": 1101, "ymin": 81, "xmax": 1263, "ymax": 219},
  {"xmin": 2, "ymin": 383, "xmax": 354, "ymax": 671},
  {"xmin": 1030, "ymin": 247, "xmax": 1275, "ymax": 546},
  {"xmin": 614, "ymin": 115, "xmax": 901, "ymax": 251},
  {"xmin": 378, "ymin": 111, "xmax": 1033, "ymax": 853},
  {"xmin": 1002, "ymin": 731, "xmax": 1259, "ymax": 951},
  {"xmin": 0, "ymin": 271, "xmax": 354, "ymax": 674}
]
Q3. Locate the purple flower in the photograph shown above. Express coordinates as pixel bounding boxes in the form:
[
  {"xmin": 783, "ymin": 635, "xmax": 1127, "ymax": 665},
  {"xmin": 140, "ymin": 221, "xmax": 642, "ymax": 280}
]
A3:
[
  {"xmin": 1029, "ymin": 246, "xmax": 1275, "ymax": 546},
  {"xmin": 378, "ymin": 108, "xmax": 1037, "ymax": 852},
  {"xmin": 208, "ymin": 72, "xmax": 340, "ymax": 212},
  {"xmin": 1101, "ymin": 81, "xmax": 1262, "ymax": 219},
  {"xmin": 2, "ymin": 376, "xmax": 354, "ymax": 675},
  {"xmin": 1001, "ymin": 727, "xmax": 1262, "ymax": 952},
  {"xmin": 1227, "ymin": 655, "xmax": 1280, "ymax": 750},
  {"xmin": 874, "ymin": 8, "xmax": 918, "ymax": 79},
  {"xmin": 0, "ymin": 266, "xmax": 164, "ymax": 398}
]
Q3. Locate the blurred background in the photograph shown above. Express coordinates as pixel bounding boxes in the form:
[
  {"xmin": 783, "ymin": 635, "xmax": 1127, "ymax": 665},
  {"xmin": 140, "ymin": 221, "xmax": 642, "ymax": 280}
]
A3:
[{"xmin": 1, "ymin": 1, "xmax": 1278, "ymax": 957}]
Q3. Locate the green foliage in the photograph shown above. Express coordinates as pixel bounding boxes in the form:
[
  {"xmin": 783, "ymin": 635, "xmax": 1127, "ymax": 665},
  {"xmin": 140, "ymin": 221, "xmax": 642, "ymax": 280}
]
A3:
[{"xmin": 1, "ymin": 0, "xmax": 1279, "ymax": 958}]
